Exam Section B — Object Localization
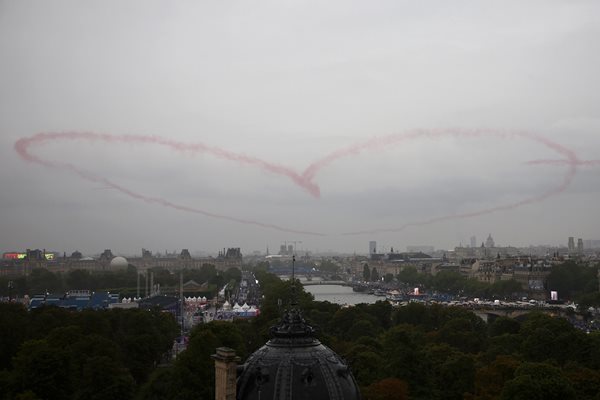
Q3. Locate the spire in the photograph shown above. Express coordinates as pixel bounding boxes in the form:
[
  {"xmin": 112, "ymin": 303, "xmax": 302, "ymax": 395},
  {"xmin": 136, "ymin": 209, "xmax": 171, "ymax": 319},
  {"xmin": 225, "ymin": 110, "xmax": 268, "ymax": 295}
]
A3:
[
  {"xmin": 291, "ymin": 254, "xmax": 298, "ymax": 307},
  {"xmin": 267, "ymin": 254, "xmax": 315, "ymax": 343}
]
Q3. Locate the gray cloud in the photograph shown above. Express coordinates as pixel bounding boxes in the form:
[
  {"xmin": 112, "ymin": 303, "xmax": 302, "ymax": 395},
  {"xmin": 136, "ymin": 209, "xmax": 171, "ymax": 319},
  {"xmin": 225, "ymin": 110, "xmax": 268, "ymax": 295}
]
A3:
[{"xmin": 1, "ymin": 0, "xmax": 599, "ymax": 255}]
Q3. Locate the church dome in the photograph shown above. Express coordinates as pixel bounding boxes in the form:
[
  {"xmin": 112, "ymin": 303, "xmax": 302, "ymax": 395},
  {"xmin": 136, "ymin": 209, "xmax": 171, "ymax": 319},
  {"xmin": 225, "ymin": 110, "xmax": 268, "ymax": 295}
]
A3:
[
  {"xmin": 236, "ymin": 308, "xmax": 361, "ymax": 400},
  {"xmin": 109, "ymin": 256, "xmax": 128, "ymax": 269}
]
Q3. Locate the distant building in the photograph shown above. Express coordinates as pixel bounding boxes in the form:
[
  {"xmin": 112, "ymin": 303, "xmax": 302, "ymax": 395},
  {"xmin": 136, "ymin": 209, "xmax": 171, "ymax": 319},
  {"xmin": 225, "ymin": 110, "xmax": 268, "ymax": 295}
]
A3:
[
  {"xmin": 99, "ymin": 249, "xmax": 114, "ymax": 262},
  {"xmin": 470, "ymin": 236, "xmax": 477, "ymax": 248},
  {"xmin": 0, "ymin": 246, "xmax": 244, "ymax": 278},
  {"xmin": 406, "ymin": 245, "xmax": 435, "ymax": 255},
  {"xmin": 577, "ymin": 238, "xmax": 584, "ymax": 254},
  {"xmin": 179, "ymin": 249, "xmax": 192, "ymax": 259},
  {"xmin": 369, "ymin": 241, "xmax": 377, "ymax": 255},
  {"xmin": 485, "ymin": 234, "xmax": 495, "ymax": 248},
  {"xmin": 568, "ymin": 237, "xmax": 575, "ymax": 253}
]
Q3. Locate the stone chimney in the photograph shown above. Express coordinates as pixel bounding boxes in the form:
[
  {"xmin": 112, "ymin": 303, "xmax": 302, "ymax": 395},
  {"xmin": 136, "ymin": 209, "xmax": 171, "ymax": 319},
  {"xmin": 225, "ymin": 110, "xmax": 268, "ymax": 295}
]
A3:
[{"xmin": 212, "ymin": 347, "xmax": 240, "ymax": 400}]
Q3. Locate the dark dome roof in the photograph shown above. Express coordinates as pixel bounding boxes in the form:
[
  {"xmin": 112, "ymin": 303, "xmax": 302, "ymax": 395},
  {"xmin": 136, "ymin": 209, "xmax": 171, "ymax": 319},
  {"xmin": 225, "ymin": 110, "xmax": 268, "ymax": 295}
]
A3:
[{"xmin": 237, "ymin": 308, "xmax": 361, "ymax": 400}]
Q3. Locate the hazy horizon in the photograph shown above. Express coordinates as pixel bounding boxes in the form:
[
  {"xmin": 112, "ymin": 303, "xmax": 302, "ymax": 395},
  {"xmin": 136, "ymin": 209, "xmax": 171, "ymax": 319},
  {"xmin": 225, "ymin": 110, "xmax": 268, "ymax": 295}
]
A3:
[{"xmin": 2, "ymin": 1, "xmax": 599, "ymax": 255}]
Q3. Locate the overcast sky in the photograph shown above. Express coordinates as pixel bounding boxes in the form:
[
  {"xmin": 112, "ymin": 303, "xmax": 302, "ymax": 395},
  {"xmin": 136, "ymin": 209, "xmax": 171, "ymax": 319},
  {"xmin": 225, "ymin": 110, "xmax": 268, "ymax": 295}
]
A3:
[{"xmin": 1, "ymin": 0, "xmax": 599, "ymax": 256}]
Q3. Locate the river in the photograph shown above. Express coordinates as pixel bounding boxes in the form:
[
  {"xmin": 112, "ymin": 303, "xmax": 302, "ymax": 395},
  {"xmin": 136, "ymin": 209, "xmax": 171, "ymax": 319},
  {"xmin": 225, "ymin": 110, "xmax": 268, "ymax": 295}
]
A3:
[{"xmin": 304, "ymin": 284, "xmax": 379, "ymax": 305}]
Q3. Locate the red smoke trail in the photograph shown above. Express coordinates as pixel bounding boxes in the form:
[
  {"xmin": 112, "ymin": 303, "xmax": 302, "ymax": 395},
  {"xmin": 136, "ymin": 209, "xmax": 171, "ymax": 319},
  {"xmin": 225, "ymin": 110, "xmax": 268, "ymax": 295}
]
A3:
[
  {"xmin": 14, "ymin": 132, "xmax": 324, "ymax": 236},
  {"xmin": 14, "ymin": 129, "xmax": 596, "ymax": 236},
  {"xmin": 299, "ymin": 129, "xmax": 589, "ymax": 235},
  {"xmin": 302, "ymin": 129, "xmax": 569, "ymax": 183},
  {"xmin": 15, "ymin": 132, "xmax": 320, "ymax": 197}
]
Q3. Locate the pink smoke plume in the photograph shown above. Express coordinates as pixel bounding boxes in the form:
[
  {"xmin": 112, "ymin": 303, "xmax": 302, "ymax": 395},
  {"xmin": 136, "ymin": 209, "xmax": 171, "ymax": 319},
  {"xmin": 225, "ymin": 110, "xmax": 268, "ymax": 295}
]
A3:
[
  {"xmin": 14, "ymin": 132, "xmax": 324, "ymax": 236},
  {"xmin": 14, "ymin": 129, "xmax": 598, "ymax": 235}
]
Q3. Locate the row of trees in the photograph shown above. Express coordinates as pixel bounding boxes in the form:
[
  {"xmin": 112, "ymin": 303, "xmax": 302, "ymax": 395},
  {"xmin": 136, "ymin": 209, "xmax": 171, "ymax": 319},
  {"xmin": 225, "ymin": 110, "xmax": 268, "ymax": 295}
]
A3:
[
  {"xmin": 0, "ymin": 304, "xmax": 179, "ymax": 400},
  {"xmin": 0, "ymin": 265, "xmax": 241, "ymax": 298}
]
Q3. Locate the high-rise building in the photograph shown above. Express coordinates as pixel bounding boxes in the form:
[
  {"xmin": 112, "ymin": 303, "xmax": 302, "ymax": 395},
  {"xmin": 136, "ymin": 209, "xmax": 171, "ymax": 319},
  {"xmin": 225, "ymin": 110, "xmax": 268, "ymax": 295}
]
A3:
[
  {"xmin": 577, "ymin": 238, "xmax": 584, "ymax": 253},
  {"xmin": 568, "ymin": 237, "xmax": 575, "ymax": 252},
  {"xmin": 369, "ymin": 241, "xmax": 377, "ymax": 255},
  {"xmin": 470, "ymin": 236, "xmax": 477, "ymax": 248}
]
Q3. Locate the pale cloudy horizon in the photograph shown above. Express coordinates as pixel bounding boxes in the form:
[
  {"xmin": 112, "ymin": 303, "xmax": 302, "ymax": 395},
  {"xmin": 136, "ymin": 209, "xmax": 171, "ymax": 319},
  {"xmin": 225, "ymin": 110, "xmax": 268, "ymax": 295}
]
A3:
[{"xmin": 1, "ymin": 1, "xmax": 599, "ymax": 256}]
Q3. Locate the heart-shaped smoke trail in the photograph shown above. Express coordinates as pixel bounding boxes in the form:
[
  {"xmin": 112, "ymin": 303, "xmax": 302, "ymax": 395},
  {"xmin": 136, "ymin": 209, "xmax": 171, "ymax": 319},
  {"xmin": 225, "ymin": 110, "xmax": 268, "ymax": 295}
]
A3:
[{"xmin": 14, "ymin": 129, "xmax": 598, "ymax": 235}]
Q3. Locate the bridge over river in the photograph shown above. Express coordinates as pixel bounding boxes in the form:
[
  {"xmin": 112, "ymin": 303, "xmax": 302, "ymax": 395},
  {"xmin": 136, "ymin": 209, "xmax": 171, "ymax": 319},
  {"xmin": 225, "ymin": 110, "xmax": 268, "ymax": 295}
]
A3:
[
  {"xmin": 472, "ymin": 306, "xmax": 572, "ymax": 322},
  {"xmin": 301, "ymin": 280, "xmax": 350, "ymax": 286}
]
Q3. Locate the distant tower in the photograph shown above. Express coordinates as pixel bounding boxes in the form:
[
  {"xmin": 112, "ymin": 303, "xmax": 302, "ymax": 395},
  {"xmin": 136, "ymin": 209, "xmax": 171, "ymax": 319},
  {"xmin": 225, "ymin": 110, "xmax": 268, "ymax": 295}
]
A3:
[
  {"xmin": 568, "ymin": 237, "xmax": 575, "ymax": 253},
  {"xmin": 577, "ymin": 238, "xmax": 584, "ymax": 253},
  {"xmin": 470, "ymin": 236, "xmax": 477, "ymax": 248},
  {"xmin": 485, "ymin": 234, "xmax": 495, "ymax": 248},
  {"xmin": 369, "ymin": 241, "xmax": 377, "ymax": 255}
]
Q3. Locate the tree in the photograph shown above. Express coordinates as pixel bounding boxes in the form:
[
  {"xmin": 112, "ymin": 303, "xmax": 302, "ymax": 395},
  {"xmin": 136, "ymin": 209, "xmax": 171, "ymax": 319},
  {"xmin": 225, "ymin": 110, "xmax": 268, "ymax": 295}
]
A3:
[
  {"xmin": 319, "ymin": 260, "xmax": 339, "ymax": 274},
  {"xmin": 253, "ymin": 274, "xmax": 313, "ymax": 323},
  {"xmin": 384, "ymin": 273, "xmax": 394, "ymax": 283},
  {"xmin": 422, "ymin": 344, "xmax": 475, "ymax": 399},
  {"xmin": 149, "ymin": 321, "xmax": 247, "ymax": 400},
  {"xmin": 471, "ymin": 355, "xmax": 520, "ymax": 400},
  {"xmin": 66, "ymin": 269, "xmax": 92, "ymax": 290},
  {"xmin": 501, "ymin": 362, "xmax": 576, "ymax": 400},
  {"xmin": 546, "ymin": 261, "xmax": 599, "ymax": 300},
  {"xmin": 26, "ymin": 268, "xmax": 64, "ymax": 295},
  {"xmin": 431, "ymin": 271, "xmax": 465, "ymax": 293},
  {"xmin": 11, "ymin": 339, "xmax": 71, "ymax": 400},
  {"xmin": 363, "ymin": 378, "xmax": 409, "ymax": 400},
  {"xmin": 136, "ymin": 368, "xmax": 180, "ymax": 400},
  {"xmin": 563, "ymin": 362, "xmax": 600, "ymax": 400},
  {"xmin": 223, "ymin": 267, "xmax": 242, "ymax": 285},
  {"xmin": 73, "ymin": 356, "xmax": 134, "ymax": 400},
  {"xmin": 348, "ymin": 319, "xmax": 381, "ymax": 341},
  {"xmin": 396, "ymin": 266, "xmax": 423, "ymax": 286},
  {"xmin": 363, "ymin": 264, "xmax": 370, "ymax": 282},
  {"xmin": 364, "ymin": 301, "xmax": 393, "ymax": 330},
  {"xmin": 519, "ymin": 313, "xmax": 588, "ymax": 365},
  {"xmin": 380, "ymin": 324, "xmax": 428, "ymax": 393},
  {"xmin": 371, "ymin": 267, "xmax": 379, "ymax": 282},
  {"xmin": 343, "ymin": 344, "xmax": 385, "ymax": 386},
  {"xmin": 489, "ymin": 317, "xmax": 521, "ymax": 337},
  {"xmin": 483, "ymin": 334, "xmax": 523, "ymax": 362},
  {"xmin": 0, "ymin": 303, "xmax": 28, "ymax": 369},
  {"xmin": 330, "ymin": 306, "xmax": 378, "ymax": 340}
]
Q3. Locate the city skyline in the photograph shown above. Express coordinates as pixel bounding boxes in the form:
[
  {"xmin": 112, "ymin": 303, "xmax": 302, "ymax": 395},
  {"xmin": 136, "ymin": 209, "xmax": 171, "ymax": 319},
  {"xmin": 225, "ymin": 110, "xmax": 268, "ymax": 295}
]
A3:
[
  {"xmin": 2, "ymin": 1, "xmax": 600, "ymax": 254},
  {"xmin": 3, "ymin": 233, "xmax": 598, "ymax": 259}
]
